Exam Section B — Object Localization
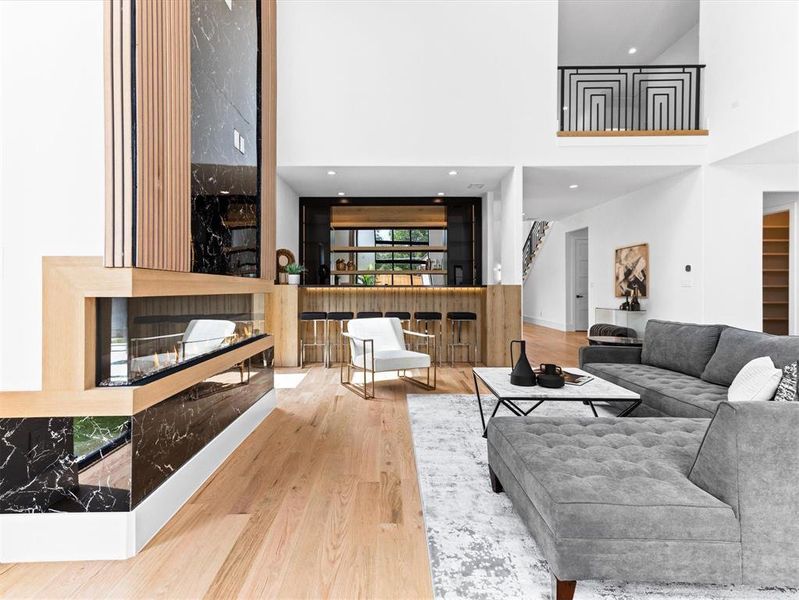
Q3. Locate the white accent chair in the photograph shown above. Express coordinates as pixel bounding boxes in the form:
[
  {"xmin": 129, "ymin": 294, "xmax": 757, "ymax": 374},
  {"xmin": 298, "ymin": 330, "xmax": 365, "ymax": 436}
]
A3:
[
  {"xmin": 181, "ymin": 319, "xmax": 237, "ymax": 359},
  {"xmin": 342, "ymin": 317, "xmax": 436, "ymax": 398},
  {"xmin": 129, "ymin": 319, "xmax": 237, "ymax": 379}
]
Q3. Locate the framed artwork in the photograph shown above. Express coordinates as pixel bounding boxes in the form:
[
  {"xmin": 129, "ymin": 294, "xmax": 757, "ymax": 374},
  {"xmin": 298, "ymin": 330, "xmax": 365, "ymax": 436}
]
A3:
[{"xmin": 615, "ymin": 243, "xmax": 648, "ymax": 297}]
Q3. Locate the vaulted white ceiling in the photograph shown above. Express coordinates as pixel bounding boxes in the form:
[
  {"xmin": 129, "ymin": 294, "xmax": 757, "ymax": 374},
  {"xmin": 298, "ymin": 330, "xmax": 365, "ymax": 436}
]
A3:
[
  {"xmin": 523, "ymin": 165, "xmax": 696, "ymax": 220},
  {"xmin": 558, "ymin": 0, "xmax": 699, "ymax": 65}
]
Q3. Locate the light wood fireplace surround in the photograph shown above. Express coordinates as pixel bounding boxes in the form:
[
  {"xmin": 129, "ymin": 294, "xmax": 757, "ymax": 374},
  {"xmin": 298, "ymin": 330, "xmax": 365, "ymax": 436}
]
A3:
[
  {"xmin": 0, "ymin": 1, "xmax": 281, "ymax": 559},
  {"xmin": 0, "ymin": 0, "xmax": 278, "ymax": 419}
]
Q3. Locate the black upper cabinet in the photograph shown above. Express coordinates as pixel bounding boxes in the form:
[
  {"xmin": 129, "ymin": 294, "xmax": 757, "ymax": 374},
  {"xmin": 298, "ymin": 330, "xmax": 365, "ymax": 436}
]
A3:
[{"xmin": 299, "ymin": 198, "xmax": 482, "ymax": 287}]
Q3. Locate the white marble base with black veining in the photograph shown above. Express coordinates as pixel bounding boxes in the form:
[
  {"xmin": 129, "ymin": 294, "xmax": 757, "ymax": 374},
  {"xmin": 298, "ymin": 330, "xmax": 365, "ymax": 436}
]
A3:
[{"xmin": 407, "ymin": 394, "xmax": 799, "ymax": 600}]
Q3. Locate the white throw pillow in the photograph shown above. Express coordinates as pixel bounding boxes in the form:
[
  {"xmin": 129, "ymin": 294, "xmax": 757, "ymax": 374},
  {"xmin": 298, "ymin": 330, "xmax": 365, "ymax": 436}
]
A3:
[{"xmin": 727, "ymin": 356, "xmax": 783, "ymax": 402}]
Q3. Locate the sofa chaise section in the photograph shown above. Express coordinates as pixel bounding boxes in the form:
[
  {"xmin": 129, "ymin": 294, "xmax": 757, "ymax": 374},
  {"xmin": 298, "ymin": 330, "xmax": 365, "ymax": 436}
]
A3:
[{"xmin": 487, "ymin": 401, "xmax": 799, "ymax": 598}]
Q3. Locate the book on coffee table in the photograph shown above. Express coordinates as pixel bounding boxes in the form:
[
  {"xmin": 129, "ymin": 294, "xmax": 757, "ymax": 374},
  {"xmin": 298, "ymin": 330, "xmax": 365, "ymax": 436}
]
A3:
[{"xmin": 533, "ymin": 368, "xmax": 594, "ymax": 386}]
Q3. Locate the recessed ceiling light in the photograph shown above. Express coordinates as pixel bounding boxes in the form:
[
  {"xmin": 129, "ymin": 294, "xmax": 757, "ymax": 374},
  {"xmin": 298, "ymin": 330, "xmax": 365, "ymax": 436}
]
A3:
[
  {"xmin": 569, "ymin": 184, "xmax": 579, "ymax": 189},
  {"xmin": 448, "ymin": 170, "xmax": 458, "ymax": 176},
  {"xmin": 628, "ymin": 47, "xmax": 637, "ymax": 55},
  {"xmin": 337, "ymin": 191, "xmax": 346, "ymax": 196},
  {"xmin": 437, "ymin": 192, "xmax": 445, "ymax": 196},
  {"xmin": 327, "ymin": 170, "xmax": 337, "ymax": 175}
]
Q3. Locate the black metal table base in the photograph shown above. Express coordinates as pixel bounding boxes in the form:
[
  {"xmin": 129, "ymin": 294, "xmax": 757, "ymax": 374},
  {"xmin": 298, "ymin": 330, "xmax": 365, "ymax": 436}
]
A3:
[{"xmin": 473, "ymin": 371, "xmax": 641, "ymax": 438}]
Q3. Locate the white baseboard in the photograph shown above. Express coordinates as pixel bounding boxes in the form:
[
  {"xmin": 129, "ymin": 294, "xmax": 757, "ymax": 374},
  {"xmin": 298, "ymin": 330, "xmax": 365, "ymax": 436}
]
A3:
[
  {"xmin": 0, "ymin": 389, "xmax": 276, "ymax": 563},
  {"xmin": 523, "ymin": 315, "xmax": 567, "ymax": 331}
]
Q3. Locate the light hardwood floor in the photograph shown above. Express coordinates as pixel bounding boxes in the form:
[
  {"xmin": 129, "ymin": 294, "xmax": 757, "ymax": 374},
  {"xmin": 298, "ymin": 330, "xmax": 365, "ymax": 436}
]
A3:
[{"xmin": 0, "ymin": 324, "xmax": 585, "ymax": 600}]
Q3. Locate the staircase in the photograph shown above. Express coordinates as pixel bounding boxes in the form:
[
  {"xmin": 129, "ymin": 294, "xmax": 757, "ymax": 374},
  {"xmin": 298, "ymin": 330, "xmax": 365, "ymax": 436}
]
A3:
[{"xmin": 523, "ymin": 220, "xmax": 551, "ymax": 281}]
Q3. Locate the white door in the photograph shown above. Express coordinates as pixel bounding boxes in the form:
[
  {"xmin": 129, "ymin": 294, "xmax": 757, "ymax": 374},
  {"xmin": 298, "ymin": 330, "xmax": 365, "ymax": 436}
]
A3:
[{"xmin": 574, "ymin": 238, "xmax": 589, "ymax": 331}]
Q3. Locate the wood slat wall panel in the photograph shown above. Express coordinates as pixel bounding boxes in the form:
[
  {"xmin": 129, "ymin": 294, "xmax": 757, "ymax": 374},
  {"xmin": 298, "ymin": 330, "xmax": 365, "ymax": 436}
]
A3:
[
  {"xmin": 104, "ymin": 0, "xmax": 135, "ymax": 266},
  {"xmin": 134, "ymin": 0, "xmax": 191, "ymax": 272},
  {"xmin": 106, "ymin": 0, "xmax": 276, "ymax": 276},
  {"xmin": 261, "ymin": 0, "xmax": 277, "ymax": 282},
  {"xmin": 299, "ymin": 287, "xmax": 485, "ymax": 364}
]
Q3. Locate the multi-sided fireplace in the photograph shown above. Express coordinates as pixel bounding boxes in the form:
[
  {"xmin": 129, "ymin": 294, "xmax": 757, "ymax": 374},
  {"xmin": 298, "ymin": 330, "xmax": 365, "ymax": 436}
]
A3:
[{"xmin": 96, "ymin": 293, "xmax": 266, "ymax": 386}]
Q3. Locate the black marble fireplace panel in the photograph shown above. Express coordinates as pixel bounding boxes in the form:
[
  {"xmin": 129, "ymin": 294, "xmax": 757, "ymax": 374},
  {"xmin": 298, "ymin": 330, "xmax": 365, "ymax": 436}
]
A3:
[
  {"xmin": 0, "ymin": 418, "xmax": 77, "ymax": 513},
  {"xmin": 190, "ymin": 0, "xmax": 261, "ymax": 278},
  {"xmin": 0, "ymin": 348, "xmax": 273, "ymax": 514},
  {"xmin": 131, "ymin": 349, "xmax": 273, "ymax": 506}
]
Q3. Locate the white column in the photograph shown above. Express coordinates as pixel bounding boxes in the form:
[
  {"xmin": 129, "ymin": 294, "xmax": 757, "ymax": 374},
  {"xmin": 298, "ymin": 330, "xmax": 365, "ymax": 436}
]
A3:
[{"xmin": 499, "ymin": 166, "xmax": 524, "ymax": 285}]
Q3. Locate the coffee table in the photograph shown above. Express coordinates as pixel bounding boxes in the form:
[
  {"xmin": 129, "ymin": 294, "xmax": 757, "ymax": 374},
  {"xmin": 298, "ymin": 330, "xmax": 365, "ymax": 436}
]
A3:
[{"xmin": 472, "ymin": 367, "xmax": 641, "ymax": 437}]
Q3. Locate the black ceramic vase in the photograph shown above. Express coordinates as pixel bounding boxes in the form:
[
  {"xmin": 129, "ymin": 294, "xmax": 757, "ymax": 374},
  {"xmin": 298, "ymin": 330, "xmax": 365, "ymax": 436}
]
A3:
[{"xmin": 509, "ymin": 340, "xmax": 536, "ymax": 386}]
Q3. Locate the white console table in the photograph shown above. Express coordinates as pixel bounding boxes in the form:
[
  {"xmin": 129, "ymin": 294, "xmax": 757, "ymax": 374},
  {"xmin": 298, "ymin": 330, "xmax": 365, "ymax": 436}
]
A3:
[{"xmin": 594, "ymin": 308, "xmax": 648, "ymax": 336}]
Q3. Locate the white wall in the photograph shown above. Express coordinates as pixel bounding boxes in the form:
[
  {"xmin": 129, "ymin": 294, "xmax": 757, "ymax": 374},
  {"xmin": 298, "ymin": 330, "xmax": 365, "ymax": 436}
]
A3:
[
  {"xmin": 0, "ymin": 1, "xmax": 105, "ymax": 390},
  {"xmin": 275, "ymin": 175, "xmax": 299, "ymax": 256},
  {"xmin": 701, "ymin": 0, "xmax": 799, "ymax": 162},
  {"xmin": 277, "ymin": 0, "xmax": 558, "ymax": 167},
  {"xmin": 702, "ymin": 164, "xmax": 799, "ymax": 330},
  {"xmin": 652, "ymin": 23, "xmax": 698, "ymax": 65},
  {"xmin": 524, "ymin": 169, "xmax": 705, "ymax": 330}
]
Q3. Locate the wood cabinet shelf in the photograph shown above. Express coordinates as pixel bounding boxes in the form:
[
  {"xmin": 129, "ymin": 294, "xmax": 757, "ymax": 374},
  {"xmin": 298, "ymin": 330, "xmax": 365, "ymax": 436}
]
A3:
[
  {"xmin": 331, "ymin": 246, "xmax": 447, "ymax": 253},
  {"xmin": 763, "ymin": 211, "xmax": 791, "ymax": 334},
  {"xmin": 331, "ymin": 269, "xmax": 447, "ymax": 276}
]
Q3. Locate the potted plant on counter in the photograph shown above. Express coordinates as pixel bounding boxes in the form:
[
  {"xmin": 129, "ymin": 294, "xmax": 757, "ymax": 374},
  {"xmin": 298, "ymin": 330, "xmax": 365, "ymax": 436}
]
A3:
[{"xmin": 285, "ymin": 262, "xmax": 306, "ymax": 285}]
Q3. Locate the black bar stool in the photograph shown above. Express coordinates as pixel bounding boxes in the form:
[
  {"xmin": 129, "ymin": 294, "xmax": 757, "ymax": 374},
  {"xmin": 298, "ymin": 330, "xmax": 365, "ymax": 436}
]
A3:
[
  {"xmin": 447, "ymin": 311, "xmax": 479, "ymax": 365},
  {"xmin": 326, "ymin": 311, "xmax": 354, "ymax": 367},
  {"xmin": 384, "ymin": 311, "xmax": 411, "ymax": 330},
  {"xmin": 413, "ymin": 311, "xmax": 443, "ymax": 364},
  {"xmin": 356, "ymin": 311, "xmax": 382, "ymax": 318},
  {"xmin": 299, "ymin": 311, "xmax": 327, "ymax": 367}
]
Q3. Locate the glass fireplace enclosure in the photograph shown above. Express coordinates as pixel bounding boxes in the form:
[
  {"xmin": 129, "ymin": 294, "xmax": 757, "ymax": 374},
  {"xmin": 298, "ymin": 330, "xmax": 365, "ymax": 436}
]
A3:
[{"xmin": 96, "ymin": 294, "xmax": 266, "ymax": 387}]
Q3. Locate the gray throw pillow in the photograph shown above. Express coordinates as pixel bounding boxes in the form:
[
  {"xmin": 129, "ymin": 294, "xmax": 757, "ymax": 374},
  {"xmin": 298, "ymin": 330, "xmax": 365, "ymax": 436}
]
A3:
[{"xmin": 774, "ymin": 361, "xmax": 799, "ymax": 402}]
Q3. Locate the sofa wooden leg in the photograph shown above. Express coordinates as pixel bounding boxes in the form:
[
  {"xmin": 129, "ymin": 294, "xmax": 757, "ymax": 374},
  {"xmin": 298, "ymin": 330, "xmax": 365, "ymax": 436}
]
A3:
[
  {"xmin": 489, "ymin": 466, "xmax": 503, "ymax": 493},
  {"xmin": 550, "ymin": 572, "xmax": 576, "ymax": 600}
]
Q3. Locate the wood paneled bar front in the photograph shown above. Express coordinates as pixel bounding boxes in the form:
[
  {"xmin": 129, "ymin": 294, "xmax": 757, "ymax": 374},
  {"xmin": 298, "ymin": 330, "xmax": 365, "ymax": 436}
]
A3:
[{"xmin": 268, "ymin": 284, "xmax": 521, "ymax": 368}]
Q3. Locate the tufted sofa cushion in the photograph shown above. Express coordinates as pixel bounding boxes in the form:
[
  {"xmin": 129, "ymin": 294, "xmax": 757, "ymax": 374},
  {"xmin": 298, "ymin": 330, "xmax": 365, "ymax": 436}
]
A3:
[
  {"xmin": 701, "ymin": 327, "xmax": 799, "ymax": 386},
  {"xmin": 583, "ymin": 363, "xmax": 729, "ymax": 418},
  {"xmin": 641, "ymin": 320, "xmax": 724, "ymax": 378},
  {"xmin": 487, "ymin": 417, "xmax": 739, "ymax": 543}
]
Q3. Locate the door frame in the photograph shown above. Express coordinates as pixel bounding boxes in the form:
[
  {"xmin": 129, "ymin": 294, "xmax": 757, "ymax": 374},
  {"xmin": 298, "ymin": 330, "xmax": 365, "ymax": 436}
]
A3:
[
  {"xmin": 764, "ymin": 200, "xmax": 797, "ymax": 335},
  {"xmin": 565, "ymin": 227, "xmax": 589, "ymax": 332}
]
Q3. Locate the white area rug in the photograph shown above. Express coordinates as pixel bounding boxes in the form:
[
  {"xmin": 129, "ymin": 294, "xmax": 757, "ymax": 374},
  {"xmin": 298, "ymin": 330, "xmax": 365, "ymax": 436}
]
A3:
[{"xmin": 406, "ymin": 393, "xmax": 799, "ymax": 600}]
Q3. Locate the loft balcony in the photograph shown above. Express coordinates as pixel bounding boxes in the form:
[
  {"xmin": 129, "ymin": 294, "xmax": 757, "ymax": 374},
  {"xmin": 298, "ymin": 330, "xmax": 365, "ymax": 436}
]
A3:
[{"xmin": 557, "ymin": 64, "xmax": 707, "ymax": 137}]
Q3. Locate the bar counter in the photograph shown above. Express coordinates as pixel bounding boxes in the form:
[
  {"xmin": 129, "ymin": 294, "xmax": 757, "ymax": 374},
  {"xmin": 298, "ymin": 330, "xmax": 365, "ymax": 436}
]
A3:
[{"xmin": 266, "ymin": 284, "xmax": 521, "ymax": 367}]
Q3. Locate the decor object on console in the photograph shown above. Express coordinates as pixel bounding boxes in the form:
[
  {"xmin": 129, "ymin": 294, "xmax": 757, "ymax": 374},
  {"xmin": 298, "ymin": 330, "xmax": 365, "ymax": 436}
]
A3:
[
  {"xmin": 342, "ymin": 317, "xmax": 436, "ymax": 398},
  {"xmin": 630, "ymin": 287, "xmax": 641, "ymax": 311},
  {"xmin": 580, "ymin": 320, "xmax": 799, "ymax": 418},
  {"xmin": 727, "ymin": 356, "xmax": 783, "ymax": 402},
  {"xmin": 614, "ymin": 243, "xmax": 648, "ymax": 297},
  {"xmin": 275, "ymin": 248, "xmax": 296, "ymax": 284},
  {"xmin": 775, "ymin": 361, "xmax": 799, "ymax": 402},
  {"xmin": 284, "ymin": 262, "xmax": 305, "ymax": 285}
]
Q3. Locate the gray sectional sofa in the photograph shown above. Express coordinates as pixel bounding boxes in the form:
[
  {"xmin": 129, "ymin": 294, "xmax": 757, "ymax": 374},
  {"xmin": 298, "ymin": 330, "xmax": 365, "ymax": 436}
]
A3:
[
  {"xmin": 580, "ymin": 320, "xmax": 799, "ymax": 417},
  {"xmin": 486, "ymin": 320, "xmax": 799, "ymax": 599}
]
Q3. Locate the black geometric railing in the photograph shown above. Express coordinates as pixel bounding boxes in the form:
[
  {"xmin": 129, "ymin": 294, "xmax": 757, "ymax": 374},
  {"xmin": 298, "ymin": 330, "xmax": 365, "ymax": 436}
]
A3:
[{"xmin": 558, "ymin": 65, "xmax": 705, "ymax": 132}]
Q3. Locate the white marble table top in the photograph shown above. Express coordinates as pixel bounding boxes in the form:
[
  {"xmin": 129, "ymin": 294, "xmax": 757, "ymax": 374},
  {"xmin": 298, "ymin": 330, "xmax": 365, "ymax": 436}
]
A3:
[{"xmin": 472, "ymin": 367, "xmax": 640, "ymax": 400}]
